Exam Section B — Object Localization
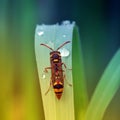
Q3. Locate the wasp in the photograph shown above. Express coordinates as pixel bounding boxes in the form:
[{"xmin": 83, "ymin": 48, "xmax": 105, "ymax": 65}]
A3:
[{"xmin": 40, "ymin": 41, "xmax": 71, "ymax": 99}]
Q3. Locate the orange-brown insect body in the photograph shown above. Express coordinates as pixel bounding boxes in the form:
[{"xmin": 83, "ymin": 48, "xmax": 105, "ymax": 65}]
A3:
[
  {"xmin": 41, "ymin": 41, "xmax": 70, "ymax": 99},
  {"xmin": 50, "ymin": 51, "xmax": 64, "ymax": 99}
]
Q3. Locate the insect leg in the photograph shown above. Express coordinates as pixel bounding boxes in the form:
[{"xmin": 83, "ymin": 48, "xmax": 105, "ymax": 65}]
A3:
[
  {"xmin": 63, "ymin": 74, "xmax": 72, "ymax": 87},
  {"xmin": 62, "ymin": 63, "xmax": 72, "ymax": 70},
  {"xmin": 61, "ymin": 62, "xmax": 67, "ymax": 69},
  {"xmin": 45, "ymin": 78, "xmax": 52, "ymax": 95},
  {"xmin": 44, "ymin": 67, "xmax": 52, "ymax": 73}
]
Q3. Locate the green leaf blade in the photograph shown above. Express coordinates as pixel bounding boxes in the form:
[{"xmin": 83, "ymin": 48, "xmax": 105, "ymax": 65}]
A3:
[
  {"xmin": 35, "ymin": 21, "xmax": 75, "ymax": 120},
  {"xmin": 72, "ymin": 26, "xmax": 88, "ymax": 120},
  {"xmin": 85, "ymin": 49, "xmax": 120, "ymax": 120}
]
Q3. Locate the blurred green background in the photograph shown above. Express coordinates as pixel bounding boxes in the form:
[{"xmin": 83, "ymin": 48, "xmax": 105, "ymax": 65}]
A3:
[{"xmin": 0, "ymin": 0, "xmax": 120, "ymax": 120}]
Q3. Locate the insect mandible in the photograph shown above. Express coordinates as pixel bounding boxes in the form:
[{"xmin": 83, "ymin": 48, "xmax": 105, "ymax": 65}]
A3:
[{"xmin": 40, "ymin": 41, "xmax": 71, "ymax": 99}]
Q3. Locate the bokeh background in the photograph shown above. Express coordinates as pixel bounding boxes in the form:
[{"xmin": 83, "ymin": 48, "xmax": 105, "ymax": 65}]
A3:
[{"xmin": 0, "ymin": 0, "xmax": 120, "ymax": 120}]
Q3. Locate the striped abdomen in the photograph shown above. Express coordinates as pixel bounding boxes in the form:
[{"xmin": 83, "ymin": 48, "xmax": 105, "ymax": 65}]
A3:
[{"xmin": 53, "ymin": 82, "xmax": 63, "ymax": 99}]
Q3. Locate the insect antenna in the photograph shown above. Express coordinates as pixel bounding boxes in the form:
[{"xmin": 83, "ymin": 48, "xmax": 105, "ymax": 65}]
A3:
[
  {"xmin": 56, "ymin": 41, "xmax": 70, "ymax": 51},
  {"xmin": 40, "ymin": 43, "xmax": 54, "ymax": 51}
]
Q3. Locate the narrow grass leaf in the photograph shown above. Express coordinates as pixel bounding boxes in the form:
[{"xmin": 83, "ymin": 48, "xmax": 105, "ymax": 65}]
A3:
[
  {"xmin": 85, "ymin": 49, "xmax": 120, "ymax": 120},
  {"xmin": 72, "ymin": 26, "xmax": 88, "ymax": 120},
  {"xmin": 35, "ymin": 21, "xmax": 75, "ymax": 120}
]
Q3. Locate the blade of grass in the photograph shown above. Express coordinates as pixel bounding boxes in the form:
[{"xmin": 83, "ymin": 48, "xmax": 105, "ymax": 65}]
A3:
[
  {"xmin": 72, "ymin": 26, "xmax": 88, "ymax": 120},
  {"xmin": 0, "ymin": 1, "xmax": 15, "ymax": 120},
  {"xmin": 85, "ymin": 49, "xmax": 120, "ymax": 120},
  {"xmin": 35, "ymin": 21, "xmax": 75, "ymax": 120},
  {"xmin": 20, "ymin": 1, "xmax": 43, "ymax": 120}
]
